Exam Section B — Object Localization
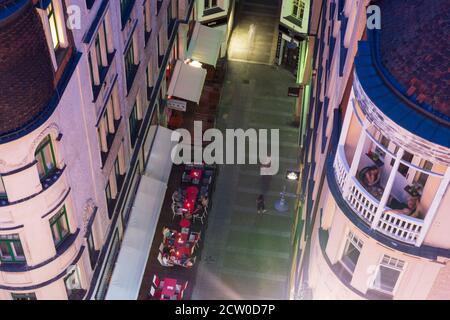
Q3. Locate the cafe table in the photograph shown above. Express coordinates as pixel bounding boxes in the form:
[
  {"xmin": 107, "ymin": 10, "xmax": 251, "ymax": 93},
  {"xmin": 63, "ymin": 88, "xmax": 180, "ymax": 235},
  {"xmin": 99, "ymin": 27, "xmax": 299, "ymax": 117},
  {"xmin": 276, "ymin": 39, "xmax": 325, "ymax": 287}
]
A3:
[
  {"xmin": 183, "ymin": 186, "xmax": 199, "ymax": 213},
  {"xmin": 161, "ymin": 278, "xmax": 177, "ymax": 299},
  {"xmin": 179, "ymin": 218, "xmax": 191, "ymax": 229}
]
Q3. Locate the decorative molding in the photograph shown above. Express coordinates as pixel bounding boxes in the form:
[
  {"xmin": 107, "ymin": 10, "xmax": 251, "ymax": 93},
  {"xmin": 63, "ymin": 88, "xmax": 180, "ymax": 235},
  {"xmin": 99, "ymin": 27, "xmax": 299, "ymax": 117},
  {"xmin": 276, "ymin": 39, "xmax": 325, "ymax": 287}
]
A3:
[
  {"xmin": 0, "ymin": 123, "xmax": 61, "ymax": 172},
  {"xmin": 82, "ymin": 198, "xmax": 97, "ymax": 235}
]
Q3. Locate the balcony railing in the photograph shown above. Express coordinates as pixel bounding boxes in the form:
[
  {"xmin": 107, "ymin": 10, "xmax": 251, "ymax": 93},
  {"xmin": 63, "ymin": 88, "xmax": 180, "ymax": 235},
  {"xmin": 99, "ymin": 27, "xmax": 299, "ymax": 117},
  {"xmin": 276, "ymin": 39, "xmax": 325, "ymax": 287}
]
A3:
[
  {"xmin": 333, "ymin": 145, "xmax": 424, "ymax": 245},
  {"xmin": 377, "ymin": 210, "xmax": 423, "ymax": 244}
]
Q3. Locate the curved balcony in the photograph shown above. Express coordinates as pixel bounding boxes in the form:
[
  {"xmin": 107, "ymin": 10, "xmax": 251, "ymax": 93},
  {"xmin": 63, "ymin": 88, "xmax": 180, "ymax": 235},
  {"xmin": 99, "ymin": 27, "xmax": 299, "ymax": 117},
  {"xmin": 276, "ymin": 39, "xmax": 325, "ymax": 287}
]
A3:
[
  {"xmin": 0, "ymin": 166, "xmax": 69, "ymax": 225},
  {"xmin": 333, "ymin": 145, "xmax": 424, "ymax": 245}
]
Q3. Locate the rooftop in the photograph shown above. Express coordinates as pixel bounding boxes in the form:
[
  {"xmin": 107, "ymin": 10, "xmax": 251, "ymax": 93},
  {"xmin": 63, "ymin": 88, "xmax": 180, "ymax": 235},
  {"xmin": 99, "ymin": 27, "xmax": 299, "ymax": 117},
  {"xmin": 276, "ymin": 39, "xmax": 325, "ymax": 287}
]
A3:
[
  {"xmin": 378, "ymin": 0, "xmax": 450, "ymax": 119},
  {"xmin": 0, "ymin": 0, "xmax": 55, "ymax": 139}
]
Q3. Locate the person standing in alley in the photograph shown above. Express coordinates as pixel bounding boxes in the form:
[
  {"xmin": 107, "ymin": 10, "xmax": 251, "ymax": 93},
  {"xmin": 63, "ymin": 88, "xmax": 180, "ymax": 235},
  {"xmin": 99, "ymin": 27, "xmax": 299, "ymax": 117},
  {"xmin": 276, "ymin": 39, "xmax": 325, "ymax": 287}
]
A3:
[{"xmin": 257, "ymin": 194, "xmax": 266, "ymax": 215}]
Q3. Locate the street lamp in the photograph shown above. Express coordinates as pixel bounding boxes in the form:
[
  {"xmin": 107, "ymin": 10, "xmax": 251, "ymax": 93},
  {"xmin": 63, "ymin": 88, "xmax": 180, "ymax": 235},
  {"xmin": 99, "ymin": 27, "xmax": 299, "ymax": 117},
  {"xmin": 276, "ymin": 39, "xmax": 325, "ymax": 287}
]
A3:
[{"xmin": 274, "ymin": 170, "xmax": 302, "ymax": 213}]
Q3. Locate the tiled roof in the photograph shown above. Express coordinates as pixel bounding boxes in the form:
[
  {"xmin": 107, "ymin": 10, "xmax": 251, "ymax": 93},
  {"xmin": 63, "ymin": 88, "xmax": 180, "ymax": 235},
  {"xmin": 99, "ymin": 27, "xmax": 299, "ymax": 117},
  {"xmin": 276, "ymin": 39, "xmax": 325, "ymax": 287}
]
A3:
[
  {"xmin": 0, "ymin": 1, "xmax": 54, "ymax": 137},
  {"xmin": 378, "ymin": 0, "xmax": 450, "ymax": 119}
]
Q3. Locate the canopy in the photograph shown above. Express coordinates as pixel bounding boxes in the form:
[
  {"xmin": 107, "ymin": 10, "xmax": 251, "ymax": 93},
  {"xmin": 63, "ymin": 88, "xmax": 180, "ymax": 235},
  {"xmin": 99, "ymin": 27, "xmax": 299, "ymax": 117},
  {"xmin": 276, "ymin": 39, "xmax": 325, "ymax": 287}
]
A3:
[
  {"xmin": 105, "ymin": 127, "xmax": 180, "ymax": 300},
  {"xmin": 167, "ymin": 60, "xmax": 207, "ymax": 104},
  {"xmin": 186, "ymin": 22, "xmax": 224, "ymax": 67}
]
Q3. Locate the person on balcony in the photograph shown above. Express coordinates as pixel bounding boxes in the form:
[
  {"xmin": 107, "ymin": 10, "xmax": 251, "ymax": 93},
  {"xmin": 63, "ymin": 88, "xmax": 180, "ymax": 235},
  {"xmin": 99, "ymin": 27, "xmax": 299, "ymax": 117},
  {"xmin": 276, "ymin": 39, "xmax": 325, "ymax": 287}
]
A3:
[
  {"xmin": 388, "ymin": 196, "xmax": 421, "ymax": 218},
  {"xmin": 358, "ymin": 166, "xmax": 383, "ymax": 198}
]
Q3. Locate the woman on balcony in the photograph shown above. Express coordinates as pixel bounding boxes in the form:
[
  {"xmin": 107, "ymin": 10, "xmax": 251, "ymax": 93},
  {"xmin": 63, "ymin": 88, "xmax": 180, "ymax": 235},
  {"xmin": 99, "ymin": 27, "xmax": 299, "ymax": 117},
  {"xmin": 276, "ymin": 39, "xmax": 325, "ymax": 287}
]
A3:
[
  {"xmin": 358, "ymin": 166, "xmax": 383, "ymax": 199},
  {"xmin": 388, "ymin": 196, "xmax": 421, "ymax": 219}
]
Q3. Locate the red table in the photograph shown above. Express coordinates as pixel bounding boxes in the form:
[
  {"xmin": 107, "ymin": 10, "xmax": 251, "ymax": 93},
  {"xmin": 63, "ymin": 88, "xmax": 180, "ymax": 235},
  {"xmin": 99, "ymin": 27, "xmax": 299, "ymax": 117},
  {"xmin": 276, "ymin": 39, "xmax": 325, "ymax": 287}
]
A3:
[
  {"xmin": 190, "ymin": 169, "xmax": 203, "ymax": 180},
  {"xmin": 161, "ymin": 278, "xmax": 177, "ymax": 298},
  {"xmin": 179, "ymin": 218, "xmax": 191, "ymax": 228},
  {"xmin": 183, "ymin": 186, "xmax": 199, "ymax": 213}
]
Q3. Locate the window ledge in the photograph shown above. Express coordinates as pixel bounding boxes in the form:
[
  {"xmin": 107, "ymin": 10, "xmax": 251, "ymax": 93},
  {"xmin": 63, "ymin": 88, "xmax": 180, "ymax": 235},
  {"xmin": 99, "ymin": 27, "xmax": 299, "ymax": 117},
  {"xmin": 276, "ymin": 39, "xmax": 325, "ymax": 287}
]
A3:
[
  {"xmin": 203, "ymin": 7, "xmax": 225, "ymax": 17},
  {"xmin": 0, "ymin": 229, "xmax": 80, "ymax": 273},
  {"xmin": 283, "ymin": 15, "xmax": 304, "ymax": 27}
]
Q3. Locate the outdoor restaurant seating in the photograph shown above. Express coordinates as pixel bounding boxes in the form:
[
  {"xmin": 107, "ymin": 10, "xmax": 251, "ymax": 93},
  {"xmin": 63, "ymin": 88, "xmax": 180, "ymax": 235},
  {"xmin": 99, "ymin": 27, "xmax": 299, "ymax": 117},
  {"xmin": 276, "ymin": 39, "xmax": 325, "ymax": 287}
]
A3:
[{"xmin": 149, "ymin": 275, "xmax": 189, "ymax": 300}]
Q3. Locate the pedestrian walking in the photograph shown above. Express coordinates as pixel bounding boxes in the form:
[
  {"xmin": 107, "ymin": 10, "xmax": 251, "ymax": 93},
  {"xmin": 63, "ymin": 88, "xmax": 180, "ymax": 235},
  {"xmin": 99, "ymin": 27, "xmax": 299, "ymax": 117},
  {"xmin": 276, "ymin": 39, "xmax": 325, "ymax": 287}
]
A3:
[{"xmin": 256, "ymin": 194, "xmax": 266, "ymax": 214}]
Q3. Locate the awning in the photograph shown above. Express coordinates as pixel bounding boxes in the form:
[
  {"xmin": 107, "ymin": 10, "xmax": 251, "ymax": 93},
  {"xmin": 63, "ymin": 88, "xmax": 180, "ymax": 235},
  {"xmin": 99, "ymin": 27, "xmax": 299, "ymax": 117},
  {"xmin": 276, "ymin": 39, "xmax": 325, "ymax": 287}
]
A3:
[
  {"xmin": 167, "ymin": 60, "xmax": 207, "ymax": 104},
  {"xmin": 105, "ymin": 127, "xmax": 180, "ymax": 300},
  {"xmin": 187, "ymin": 22, "xmax": 224, "ymax": 67}
]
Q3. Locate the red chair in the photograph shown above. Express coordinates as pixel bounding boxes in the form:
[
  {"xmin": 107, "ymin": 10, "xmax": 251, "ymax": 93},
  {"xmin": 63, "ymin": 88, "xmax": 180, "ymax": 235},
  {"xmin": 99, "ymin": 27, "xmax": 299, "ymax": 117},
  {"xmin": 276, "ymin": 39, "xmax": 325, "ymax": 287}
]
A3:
[{"xmin": 152, "ymin": 275, "xmax": 160, "ymax": 288}]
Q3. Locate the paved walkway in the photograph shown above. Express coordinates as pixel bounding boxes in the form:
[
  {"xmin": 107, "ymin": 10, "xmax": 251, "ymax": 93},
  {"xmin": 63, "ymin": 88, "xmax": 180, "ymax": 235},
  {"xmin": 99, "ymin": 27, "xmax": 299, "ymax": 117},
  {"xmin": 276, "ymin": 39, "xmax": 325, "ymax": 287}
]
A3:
[
  {"xmin": 228, "ymin": 0, "xmax": 280, "ymax": 65},
  {"xmin": 192, "ymin": 0, "xmax": 299, "ymax": 300}
]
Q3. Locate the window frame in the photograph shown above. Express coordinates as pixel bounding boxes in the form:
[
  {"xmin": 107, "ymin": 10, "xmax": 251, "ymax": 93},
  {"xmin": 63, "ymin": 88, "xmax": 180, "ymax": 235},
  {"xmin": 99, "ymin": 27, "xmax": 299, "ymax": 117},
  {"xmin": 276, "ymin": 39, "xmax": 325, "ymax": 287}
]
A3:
[
  {"xmin": 128, "ymin": 102, "xmax": 139, "ymax": 147},
  {"xmin": 35, "ymin": 136, "xmax": 57, "ymax": 181},
  {"xmin": 292, "ymin": 0, "xmax": 306, "ymax": 21},
  {"xmin": 204, "ymin": 0, "xmax": 218, "ymax": 9},
  {"xmin": 371, "ymin": 255, "xmax": 405, "ymax": 295},
  {"xmin": 0, "ymin": 234, "xmax": 26, "ymax": 264},
  {"xmin": 47, "ymin": 1, "xmax": 61, "ymax": 50},
  {"xmin": 49, "ymin": 206, "xmax": 71, "ymax": 248},
  {"xmin": 340, "ymin": 232, "xmax": 363, "ymax": 274}
]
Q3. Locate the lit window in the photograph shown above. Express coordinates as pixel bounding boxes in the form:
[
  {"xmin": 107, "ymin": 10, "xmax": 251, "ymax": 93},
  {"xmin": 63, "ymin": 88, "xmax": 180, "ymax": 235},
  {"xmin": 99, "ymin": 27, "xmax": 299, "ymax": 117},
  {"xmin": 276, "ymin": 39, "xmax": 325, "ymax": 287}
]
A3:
[
  {"xmin": 35, "ymin": 135, "xmax": 57, "ymax": 180},
  {"xmin": 47, "ymin": 1, "xmax": 60, "ymax": 50},
  {"xmin": 292, "ymin": 0, "xmax": 306, "ymax": 21},
  {"xmin": 204, "ymin": 0, "xmax": 218, "ymax": 9},
  {"xmin": 0, "ymin": 234, "xmax": 26, "ymax": 263},
  {"xmin": 50, "ymin": 206, "xmax": 70, "ymax": 247}
]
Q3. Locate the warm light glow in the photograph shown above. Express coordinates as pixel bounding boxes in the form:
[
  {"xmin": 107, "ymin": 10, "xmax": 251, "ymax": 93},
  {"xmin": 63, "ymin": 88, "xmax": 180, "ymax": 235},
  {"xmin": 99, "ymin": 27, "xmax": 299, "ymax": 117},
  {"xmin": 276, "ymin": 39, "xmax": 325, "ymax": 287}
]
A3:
[
  {"xmin": 189, "ymin": 60, "xmax": 203, "ymax": 68},
  {"xmin": 286, "ymin": 171, "xmax": 300, "ymax": 181}
]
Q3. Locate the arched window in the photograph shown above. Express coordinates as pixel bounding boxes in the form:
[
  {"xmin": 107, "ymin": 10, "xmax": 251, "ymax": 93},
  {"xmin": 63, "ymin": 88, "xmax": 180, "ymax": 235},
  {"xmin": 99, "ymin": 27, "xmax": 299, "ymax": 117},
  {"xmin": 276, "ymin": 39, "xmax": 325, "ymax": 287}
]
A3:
[{"xmin": 35, "ymin": 135, "xmax": 57, "ymax": 180}]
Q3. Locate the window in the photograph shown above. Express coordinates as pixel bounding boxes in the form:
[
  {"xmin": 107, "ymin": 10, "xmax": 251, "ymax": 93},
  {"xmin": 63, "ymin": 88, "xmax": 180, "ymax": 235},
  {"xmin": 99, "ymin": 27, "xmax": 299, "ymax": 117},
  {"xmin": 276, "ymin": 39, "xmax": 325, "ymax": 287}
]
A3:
[
  {"xmin": 0, "ymin": 176, "xmax": 6, "ymax": 200},
  {"xmin": 50, "ymin": 206, "xmax": 70, "ymax": 247},
  {"xmin": 120, "ymin": 0, "xmax": 134, "ymax": 27},
  {"xmin": 0, "ymin": 234, "xmax": 26, "ymax": 263},
  {"xmin": 398, "ymin": 151, "xmax": 414, "ymax": 177},
  {"xmin": 292, "ymin": 0, "xmax": 306, "ymax": 21},
  {"xmin": 372, "ymin": 255, "xmax": 405, "ymax": 294},
  {"xmin": 87, "ymin": 231, "xmax": 98, "ymax": 268},
  {"xmin": 340, "ymin": 232, "xmax": 363, "ymax": 273},
  {"xmin": 65, "ymin": 266, "xmax": 83, "ymax": 299},
  {"xmin": 35, "ymin": 136, "xmax": 57, "ymax": 180},
  {"xmin": 414, "ymin": 160, "xmax": 433, "ymax": 187},
  {"xmin": 105, "ymin": 180, "xmax": 114, "ymax": 219},
  {"xmin": 204, "ymin": 0, "xmax": 218, "ymax": 9},
  {"xmin": 129, "ymin": 103, "xmax": 140, "ymax": 147},
  {"xmin": 88, "ymin": 20, "xmax": 113, "ymax": 99},
  {"xmin": 88, "ymin": 54, "xmax": 95, "ymax": 88},
  {"xmin": 11, "ymin": 293, "xmax": 36, "ymax": 300},
  {"xmin": 125, "ymin": 41, "xmax": 137, "ymax": 90},
  {"xmin": 167, "ymin": 0, "xmax": 173, "ymax": 32},
  {"xmin": 144, "ymin": 0, "xmax": 151, "ymax": 43},
  {"xmin": 95, "ymin": 36, "xmax": 104, "ymax": 75},
  {"xmin": 47, "ymin": 1, "xmax": 60, "ymax": 50}
]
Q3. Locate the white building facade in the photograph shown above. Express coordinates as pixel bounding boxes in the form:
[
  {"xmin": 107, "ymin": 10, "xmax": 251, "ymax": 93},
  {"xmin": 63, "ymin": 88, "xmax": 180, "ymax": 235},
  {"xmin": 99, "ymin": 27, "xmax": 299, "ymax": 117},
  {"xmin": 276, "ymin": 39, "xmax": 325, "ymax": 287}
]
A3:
[
  {"xmin": 292, "ymin": 0, "xmax": 450, "ymax": 300},
  {"xmin": 0, "ymin": 0, "xmax": 202, "ymax": 300}
]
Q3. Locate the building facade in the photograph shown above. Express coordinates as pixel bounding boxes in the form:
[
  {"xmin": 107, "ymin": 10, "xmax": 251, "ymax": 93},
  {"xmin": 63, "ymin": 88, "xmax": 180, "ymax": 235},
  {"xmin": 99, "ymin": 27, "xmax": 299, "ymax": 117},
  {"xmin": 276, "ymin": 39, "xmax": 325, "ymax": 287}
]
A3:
[
  {"xmin": 194, "ymin": 0, "xmax": 235, "ymax": 58},
  {"xmin": 0, "ymin": 0, "xmax": 205, "ymax": 300},
  {"xmin": 292, "ymin": 0, "xmax": 450, "ymax": 300}
]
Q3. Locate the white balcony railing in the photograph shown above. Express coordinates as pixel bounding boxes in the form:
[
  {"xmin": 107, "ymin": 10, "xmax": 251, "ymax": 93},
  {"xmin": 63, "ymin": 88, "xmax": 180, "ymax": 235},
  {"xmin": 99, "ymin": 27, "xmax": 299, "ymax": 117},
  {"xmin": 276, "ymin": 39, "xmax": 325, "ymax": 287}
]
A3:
[
  {"xmin": 333, "ymin": 145, "xmax": 349, "ymax": 191},
  {"xmin": 377, "ymin": 211, "xmax": 423, "ymax": 244},
  {"xmin": 333, "ymin": 145, "xmax": 424, "ymax": 246},
  {"xmin": 347, "ymin": 176, "xmax": 379, "ymax": 225}
]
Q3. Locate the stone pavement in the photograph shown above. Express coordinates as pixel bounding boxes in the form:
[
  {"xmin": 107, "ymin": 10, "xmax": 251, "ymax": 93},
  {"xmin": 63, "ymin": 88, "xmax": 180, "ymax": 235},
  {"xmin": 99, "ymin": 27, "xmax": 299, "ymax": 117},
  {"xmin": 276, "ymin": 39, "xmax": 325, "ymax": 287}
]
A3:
[
  {"xmin": 191, "ymin": 1, "xmax": 299, "ymax": 299},
  {"xmin": 228, "ymin": 0, "xmax": 280, "ymax": 65}
]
